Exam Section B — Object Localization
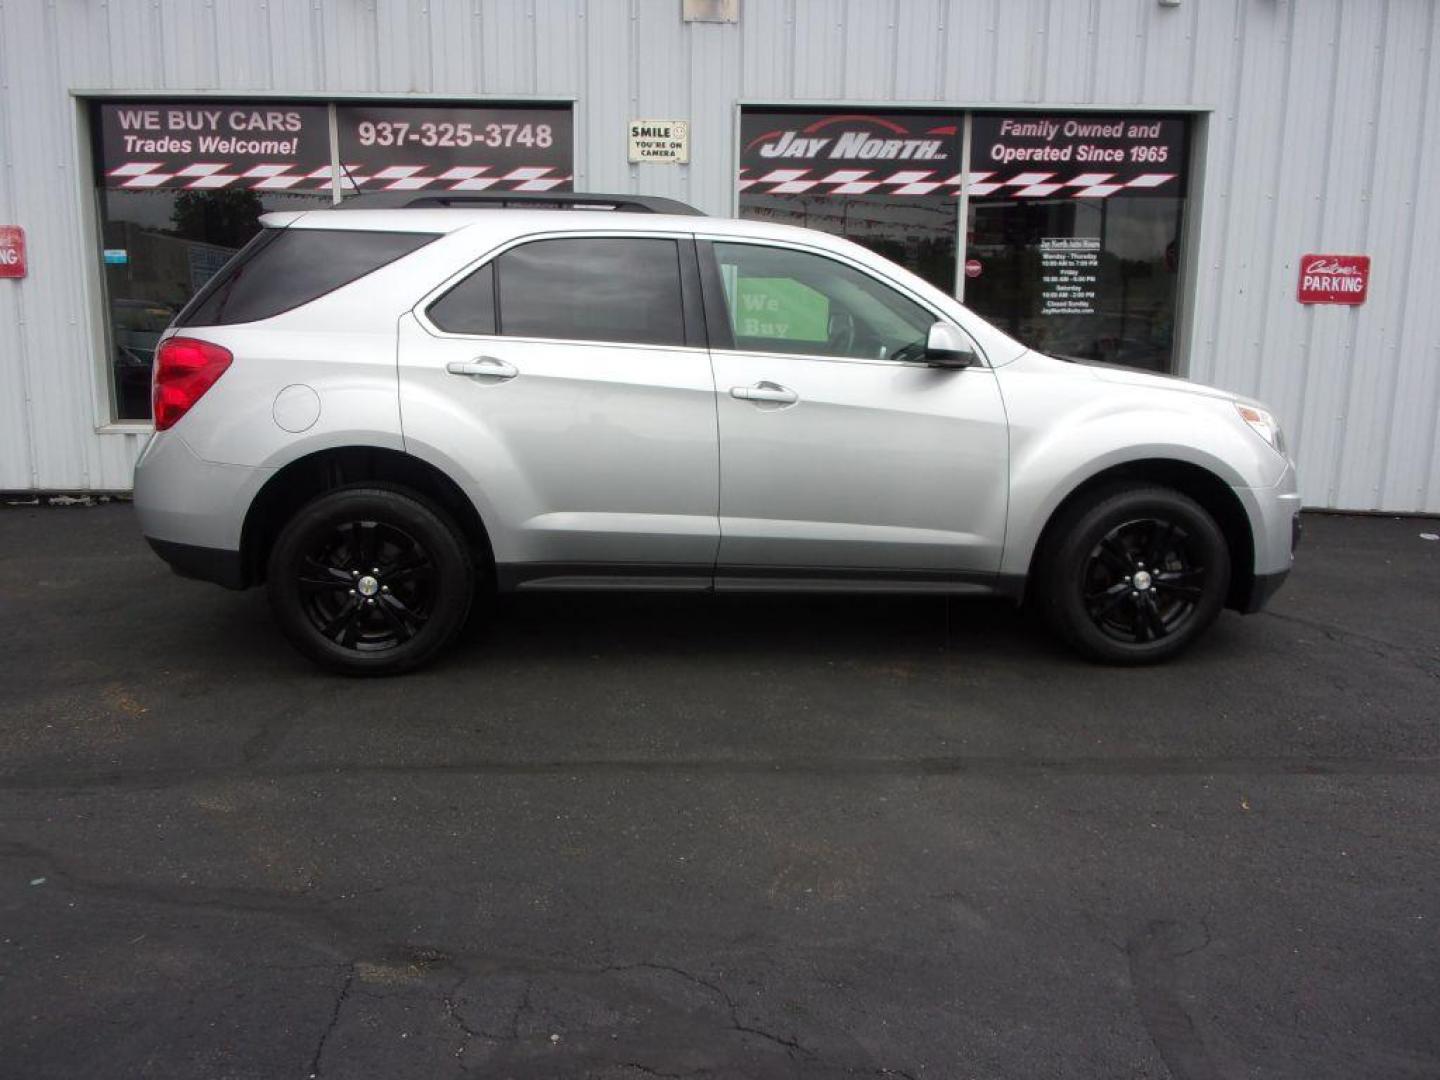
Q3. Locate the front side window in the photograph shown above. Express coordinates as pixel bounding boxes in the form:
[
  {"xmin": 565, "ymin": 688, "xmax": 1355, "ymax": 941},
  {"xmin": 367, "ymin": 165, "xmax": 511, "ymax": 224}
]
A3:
[
  {"xmin": 711, "ymin": 242, "xmax": 934, "ymax": 362},
  {"xmin": 490, "ymin": 237, "xmax": 686, "ymax": 347}
]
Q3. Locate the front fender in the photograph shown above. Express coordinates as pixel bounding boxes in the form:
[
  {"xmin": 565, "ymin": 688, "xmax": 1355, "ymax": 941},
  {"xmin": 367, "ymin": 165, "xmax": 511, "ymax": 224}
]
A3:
[{"xmin": 997, "ymin": 360, "xmax": 1288, "ymax": 578}]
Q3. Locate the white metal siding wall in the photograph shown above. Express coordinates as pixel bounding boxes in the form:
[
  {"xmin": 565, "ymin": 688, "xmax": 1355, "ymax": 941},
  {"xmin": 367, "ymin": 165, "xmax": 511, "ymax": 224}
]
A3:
[{"xmin": 0, "ymin": 0, "xmax": 1436, "ymax": 510}]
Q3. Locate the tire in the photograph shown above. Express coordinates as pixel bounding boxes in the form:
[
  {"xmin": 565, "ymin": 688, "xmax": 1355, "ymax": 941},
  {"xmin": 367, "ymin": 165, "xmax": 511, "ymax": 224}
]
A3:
[
  {"xmin": 266, "ymin": 485, "xmax": 475, "ymax": 675},
  {"xmin": 1039, "ymin": 484, "xmax": 1231, "ymax": 664}
]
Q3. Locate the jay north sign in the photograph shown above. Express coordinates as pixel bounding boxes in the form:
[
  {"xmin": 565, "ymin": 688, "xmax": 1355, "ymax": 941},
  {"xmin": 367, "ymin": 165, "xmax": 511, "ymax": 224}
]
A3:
[
  {"xmin": 741, "ymin": 112, "xmax": 957, "ymax": 165},
  {"xmin": 739, "ymin": 111, "xmax": 959, "ymax": 196},
  {"xmin": 752, "ymin": 130, "xmax": 949, "ymax": 162}
]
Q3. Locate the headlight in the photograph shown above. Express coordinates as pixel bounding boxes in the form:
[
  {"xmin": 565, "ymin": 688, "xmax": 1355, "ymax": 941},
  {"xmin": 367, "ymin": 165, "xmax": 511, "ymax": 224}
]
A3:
[{"xmin": 1235, "ymin": 403, "xmax": 1286, "ymax": 456}]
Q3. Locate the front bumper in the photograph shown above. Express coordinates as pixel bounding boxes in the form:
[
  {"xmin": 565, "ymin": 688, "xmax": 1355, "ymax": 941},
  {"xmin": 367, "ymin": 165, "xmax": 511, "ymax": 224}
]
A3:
[{"xmin": 1235, "ymin": 460, "xmax": 1302, "ymax": 613}]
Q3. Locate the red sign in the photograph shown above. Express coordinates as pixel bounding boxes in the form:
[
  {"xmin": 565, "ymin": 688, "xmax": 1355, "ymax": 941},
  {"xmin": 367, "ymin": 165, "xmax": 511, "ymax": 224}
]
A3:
[
  {"xmin": 0, "ymin": 226, "xmax": 24, "ymax": 279},
  {"xmin": 1298, "ymin": 253, "xmax": 1369, "ymax": 305},
  {"xmin": 964, "ymin": 258, "xmax": 983, "ymax": 279}
]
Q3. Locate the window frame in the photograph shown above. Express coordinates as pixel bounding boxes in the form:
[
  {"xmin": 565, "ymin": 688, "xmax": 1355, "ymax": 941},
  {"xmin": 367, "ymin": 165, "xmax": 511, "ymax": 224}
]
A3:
[
  {"xmin": 415, "ymin": 229, "xmax": 707, "ymax": 352},
  {"xmin": 693, "ymin": 237, "xmax": 987, "ymax": 369}
]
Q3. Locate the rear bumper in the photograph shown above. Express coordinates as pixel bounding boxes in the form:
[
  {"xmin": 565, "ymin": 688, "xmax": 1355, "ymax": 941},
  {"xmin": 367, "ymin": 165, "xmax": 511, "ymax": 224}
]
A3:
[
  {"xmin": 133, "ymin": 431, "xmax": 269, "ymax": 583},
  {"xmin": 146, "ymin": 537, "xmax": 247, "ymax": 590}
]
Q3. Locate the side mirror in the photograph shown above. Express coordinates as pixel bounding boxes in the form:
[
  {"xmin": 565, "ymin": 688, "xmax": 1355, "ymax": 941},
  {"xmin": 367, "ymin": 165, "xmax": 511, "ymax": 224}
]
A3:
[{"xmin": 925, "ymin": 322, "xmax": 977, "ymax": 369}]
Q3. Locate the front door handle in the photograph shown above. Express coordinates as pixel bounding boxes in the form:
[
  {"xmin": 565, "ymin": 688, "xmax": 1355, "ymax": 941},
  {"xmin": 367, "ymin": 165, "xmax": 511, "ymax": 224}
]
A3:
[
  {"xmin": 730, "ymin": 381, "xmax": 799, "ymax": 405},
  {"xmin": 446, "ymin": 356, "xmax": 518, "ymax": 381}
]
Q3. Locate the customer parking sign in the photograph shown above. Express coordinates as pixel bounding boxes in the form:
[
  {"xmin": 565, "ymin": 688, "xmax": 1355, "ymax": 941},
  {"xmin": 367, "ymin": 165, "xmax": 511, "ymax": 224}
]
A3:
[
  {"xmin": 0, "ymin": 226, "xmax": 25, "ymax": 279},
  {"xmin": 1297, "ymin": 254, "xmax": 1370, "ymax": 305}
]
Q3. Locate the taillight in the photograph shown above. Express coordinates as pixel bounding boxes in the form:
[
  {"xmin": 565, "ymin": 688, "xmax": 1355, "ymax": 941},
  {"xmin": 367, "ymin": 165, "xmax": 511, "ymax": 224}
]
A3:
[{"xmin": 152, "ymin": 337, "xmax": 232, "ymax": 431}]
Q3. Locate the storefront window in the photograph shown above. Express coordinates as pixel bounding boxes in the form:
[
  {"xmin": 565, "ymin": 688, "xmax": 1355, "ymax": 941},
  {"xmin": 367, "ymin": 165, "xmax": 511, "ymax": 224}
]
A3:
[
  {"xmin": 100, "ymin": 187, "xmax": 326, "ymax": 419},
  {"xmin": 91, "ymin": 99, "xmax": 573, "ymax": 421},
  {"xmin": 93, "ymin": 101, "xmax": 333, "ymax": 419},
  {"xmin": 963, "ymin": 114, "xmax": 1188, "ymax": 373},
  {"xmin": 737, "ymin": 111, "xmax": 959, "ymax": 294},
  {"xmin": 735, "ymin": 108, "xmax": 1190, "ymax": 375}
]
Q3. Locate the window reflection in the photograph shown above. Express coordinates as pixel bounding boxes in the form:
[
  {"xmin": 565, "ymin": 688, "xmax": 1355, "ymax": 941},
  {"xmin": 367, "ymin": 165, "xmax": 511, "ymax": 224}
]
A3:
[
  {"xmin": 964, "ymin": 196, "xmax": 1184, "ymax": 373},
  {"xmin": 99, "ymin": 189, "xmax": 327, "ymax": 420},
  {"xmin": 739, "ymin": 193, "xmax": 958, "ymax": 296}
]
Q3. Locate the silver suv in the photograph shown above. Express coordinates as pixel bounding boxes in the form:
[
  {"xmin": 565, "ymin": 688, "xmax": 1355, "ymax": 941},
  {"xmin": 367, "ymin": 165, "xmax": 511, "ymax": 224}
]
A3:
[{"xmin": 133, "ymin": 193, "xmax": 1300, "ymax": 674}]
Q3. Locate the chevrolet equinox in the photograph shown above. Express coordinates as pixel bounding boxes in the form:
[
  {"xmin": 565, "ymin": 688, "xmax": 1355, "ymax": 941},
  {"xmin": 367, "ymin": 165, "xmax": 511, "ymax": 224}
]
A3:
[{"xmin": 133, "ymin": 193, "xmax": 1301, "ymax": 674}]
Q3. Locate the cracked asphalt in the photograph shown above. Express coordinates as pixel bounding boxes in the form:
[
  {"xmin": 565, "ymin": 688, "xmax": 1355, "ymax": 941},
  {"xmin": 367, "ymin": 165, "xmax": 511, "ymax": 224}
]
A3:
[{"xmin": 1, "ymin": 504, "xmax": 1438, "ymax": 1079}]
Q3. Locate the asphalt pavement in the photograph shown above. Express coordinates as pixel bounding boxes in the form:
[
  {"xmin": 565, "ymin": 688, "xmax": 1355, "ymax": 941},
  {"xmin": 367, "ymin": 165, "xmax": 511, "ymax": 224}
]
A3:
[{"xmin": 1, "ymin": 504, "xmax": 1437, "ymax": 1079}]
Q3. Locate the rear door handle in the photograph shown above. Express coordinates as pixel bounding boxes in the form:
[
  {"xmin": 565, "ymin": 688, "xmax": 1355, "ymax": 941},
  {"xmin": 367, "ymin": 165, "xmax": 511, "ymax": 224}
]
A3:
[
  {"xmin": 446, "ymin": 356, "xmax": 518, "ymax": 381},
  {"xmin": 730, "ymin": 381, "xmax": 798, "ymax": 405}
]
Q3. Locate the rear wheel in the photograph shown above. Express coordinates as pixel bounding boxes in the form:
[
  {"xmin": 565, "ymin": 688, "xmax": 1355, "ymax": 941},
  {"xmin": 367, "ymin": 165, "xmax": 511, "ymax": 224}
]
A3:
[
  {"xmin": 267, "ymin": 486, "xmax": 474, "ymax": 675},
  {"xmin": 1041, "ymin": 485, "xmax": 1230, "ymax": 664}
]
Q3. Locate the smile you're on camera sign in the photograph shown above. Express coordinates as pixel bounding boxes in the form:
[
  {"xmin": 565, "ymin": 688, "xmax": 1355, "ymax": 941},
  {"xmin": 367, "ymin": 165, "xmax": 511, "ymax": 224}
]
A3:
[{"xmin": 628, "ymin": 120, "xmax": 689, "ymax": 164}]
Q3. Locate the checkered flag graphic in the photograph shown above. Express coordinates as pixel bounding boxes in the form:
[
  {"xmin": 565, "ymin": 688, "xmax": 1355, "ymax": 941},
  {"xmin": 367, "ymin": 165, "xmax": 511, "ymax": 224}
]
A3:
[
  {"xmin": 738, "ymin": 168, "xmax": 1178, "ymax": 198},
  {"xmin": 108, "ymin": 162, "xmax": 572, "ymax": 193}
]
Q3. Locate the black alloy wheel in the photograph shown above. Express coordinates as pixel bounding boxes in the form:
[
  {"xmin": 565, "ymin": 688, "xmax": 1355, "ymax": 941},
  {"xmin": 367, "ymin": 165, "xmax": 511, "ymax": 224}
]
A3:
[
  {"xmin": 1042, "ymin": 485, "xmax": 1231, "ymax": 664},
  {"xmin": 298, "ymin": 519, "xmax": 436, "ymax": 652},
  {"xmin": 268, "ymin": 486, "xmax": 474, "ymax": 675},
  {"xmin": 1082, "ymin": 517, "xmax": 1207, "ymax": 645}
]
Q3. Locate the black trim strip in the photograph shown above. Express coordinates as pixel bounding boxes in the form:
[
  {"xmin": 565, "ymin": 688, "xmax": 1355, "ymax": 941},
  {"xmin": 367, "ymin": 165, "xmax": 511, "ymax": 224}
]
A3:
[
  {"xmin": 496, "ymin": 561, "xmax": 1019, "ymax": 597},
  {"xmin": 716, "ymin": 564, "xmax": 997, "ymax": 584},
  {"xmin": 147, "ymin": 538, "xmax": 247, "ymax": 590},
  {"xmin": 405, "ymin": 192, "xmax": 706, "ymax": 216},
  {"xmin": 693, "ymin": 239, "xmax": 735, "ymax": 351},
  {"xmin": 497, "ymin": 562, "xmax": 714, "ymax": 591},
  {"xmin": 677, "ymin": 237, "xmax": 706, "ymax": 348}
]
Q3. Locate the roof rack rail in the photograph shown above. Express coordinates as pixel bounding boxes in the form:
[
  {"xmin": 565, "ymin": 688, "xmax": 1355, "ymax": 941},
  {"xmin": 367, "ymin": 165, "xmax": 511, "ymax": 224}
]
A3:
[{"xmin": 402, "ymin": 191, "xmax": 707, "ymax": 216}]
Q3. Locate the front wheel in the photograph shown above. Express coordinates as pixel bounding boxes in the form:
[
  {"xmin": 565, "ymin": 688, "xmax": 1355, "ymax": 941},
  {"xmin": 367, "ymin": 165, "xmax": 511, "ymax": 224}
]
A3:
[
  {"xmin": 1041, "ymin": 485, "xmax": 1231, "ymax": 664},
  {"xmin": 267, "ymin": 486, "xmax": 474, "ymax": 675}
]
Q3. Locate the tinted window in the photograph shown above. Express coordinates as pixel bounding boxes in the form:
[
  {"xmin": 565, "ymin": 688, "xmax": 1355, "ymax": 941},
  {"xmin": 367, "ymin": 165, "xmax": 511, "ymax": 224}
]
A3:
[
  {"xmin": 712, "ymin": 242, "xmax": 934, "ymax": 362},
  {"xmin": 495, "ymin": 238, "xmax": 685, "ymax": 346},
  {"xmin": 178, "ymin": 228, "xmax": 437, "ymax": 327},
  {"xmin": 427, "ymin": 261, "xmax": 496, "ymax": 335}
]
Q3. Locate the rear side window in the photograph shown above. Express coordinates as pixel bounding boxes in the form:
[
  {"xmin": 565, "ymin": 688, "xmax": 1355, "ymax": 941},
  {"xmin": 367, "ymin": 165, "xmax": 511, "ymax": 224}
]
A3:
[
  {"xmin": 177, "ymin": 228, "xmax": 437, "ymax": 327},
  {"xmin": 497, "ymin": 238, "xmax": 684, "ymax": 346},
  {"xmin": 425, "ymin": 237, "xmax": 688, "ymax": 346}
]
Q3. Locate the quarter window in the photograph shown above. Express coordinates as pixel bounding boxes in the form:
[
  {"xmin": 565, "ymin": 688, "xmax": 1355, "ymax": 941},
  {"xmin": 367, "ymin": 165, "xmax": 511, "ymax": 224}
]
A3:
[
  {"xmin": 426, "ymin": 261, "xmax": 496, "ymax": 335},
  {"xmin": 711, "ymin": 243, "xmax": 934, "ymax": 362},
  {"xmin": 178, "ymin": 227, "xmax": 437, "ymax": 328}
]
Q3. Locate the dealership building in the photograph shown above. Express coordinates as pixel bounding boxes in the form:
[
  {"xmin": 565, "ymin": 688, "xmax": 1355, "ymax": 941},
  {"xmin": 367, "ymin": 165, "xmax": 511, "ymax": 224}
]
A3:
[{"xmin": 0, "ymin": 0, "xmax": 1436, "ymax": 513}]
